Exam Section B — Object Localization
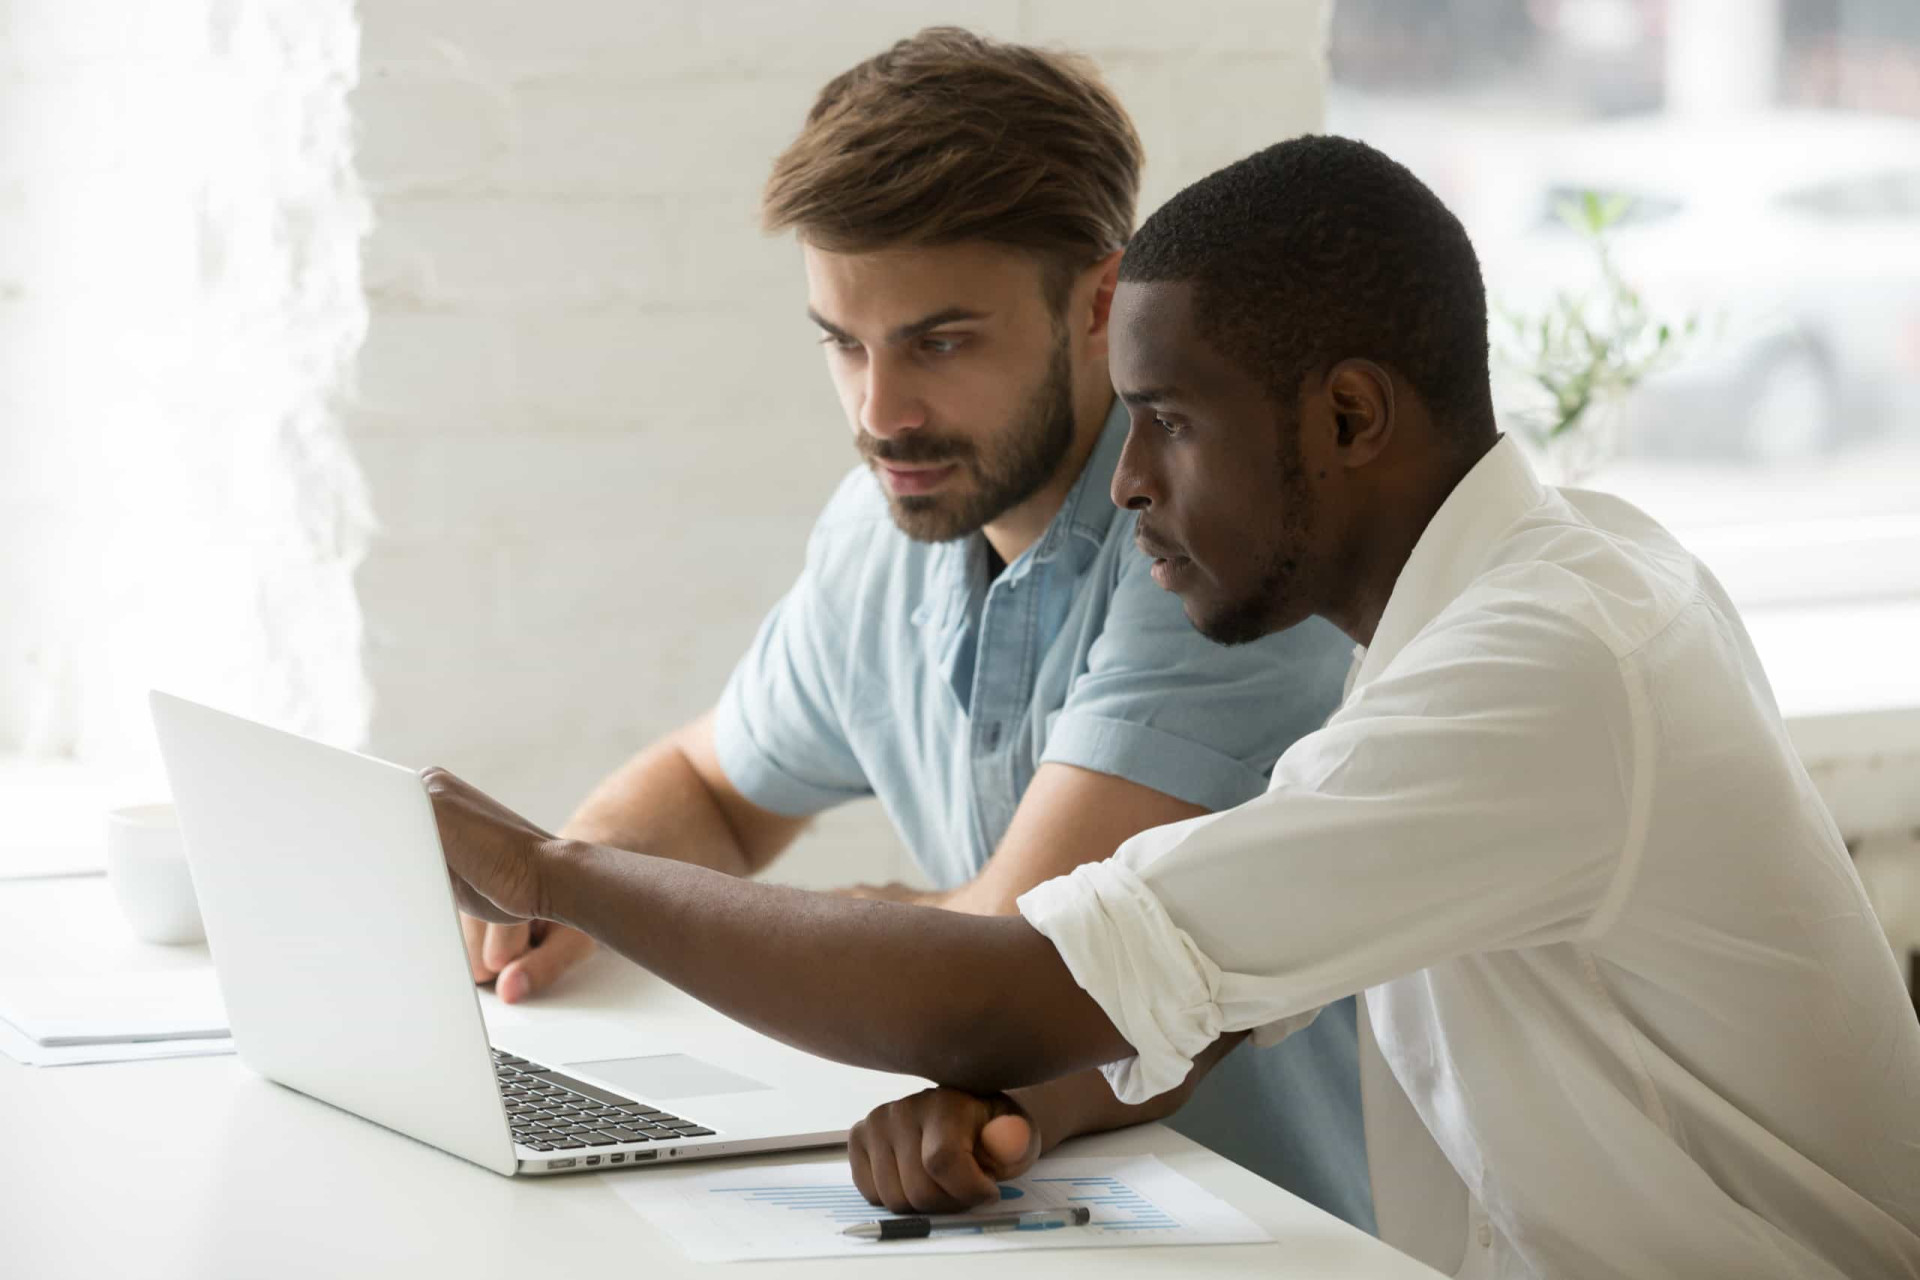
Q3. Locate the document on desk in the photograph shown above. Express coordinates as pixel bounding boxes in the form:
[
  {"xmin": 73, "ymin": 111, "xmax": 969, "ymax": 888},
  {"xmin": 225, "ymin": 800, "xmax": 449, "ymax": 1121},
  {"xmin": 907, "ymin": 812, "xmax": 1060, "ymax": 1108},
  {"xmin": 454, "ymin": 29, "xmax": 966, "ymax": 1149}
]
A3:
[
  {"xmin": 0, "ymin": 968, "xmax": 229, "ymax": 1046},
  {"xmin": 602, "ymin": 1154, "xmax": 1272, "ymax": 1261},
  {"xmin": 0, "ymin": 1012, "xmax": 234, "ymax": 1067},
  {"xmin": 0, "ymin": 878, "xmax": 236, "ymax": 1065}
]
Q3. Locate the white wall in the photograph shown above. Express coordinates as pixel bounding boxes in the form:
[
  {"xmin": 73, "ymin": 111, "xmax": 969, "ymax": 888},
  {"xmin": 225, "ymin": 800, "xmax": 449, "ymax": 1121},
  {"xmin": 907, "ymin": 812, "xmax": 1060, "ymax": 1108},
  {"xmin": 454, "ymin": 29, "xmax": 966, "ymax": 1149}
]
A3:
[
  {"xmin": 347, "ymin": 0, "xmax": 1334, "ymax": 885},
  {"xmin": 0, "ymin": 1, "xmax": 1332, "ymax": 879},
  {"xmin": 0, "ymin": 1, "xmax": 370, "ymax": 782}
]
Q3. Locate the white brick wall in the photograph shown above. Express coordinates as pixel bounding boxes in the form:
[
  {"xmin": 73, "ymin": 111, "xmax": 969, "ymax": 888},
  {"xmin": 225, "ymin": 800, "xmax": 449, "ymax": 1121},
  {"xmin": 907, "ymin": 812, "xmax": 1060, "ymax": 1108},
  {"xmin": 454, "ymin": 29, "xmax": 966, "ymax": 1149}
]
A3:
[
  {"xmin": 347, "ymin": 1, "xmax": 1334, "ymax": 886},
  {"xmin": 0, "ymin": 1, "xmax": 1333, "ymax": 884},
  {"xmin": 0, "ymin": 1, "xmax": 369, "ymax": 781}
]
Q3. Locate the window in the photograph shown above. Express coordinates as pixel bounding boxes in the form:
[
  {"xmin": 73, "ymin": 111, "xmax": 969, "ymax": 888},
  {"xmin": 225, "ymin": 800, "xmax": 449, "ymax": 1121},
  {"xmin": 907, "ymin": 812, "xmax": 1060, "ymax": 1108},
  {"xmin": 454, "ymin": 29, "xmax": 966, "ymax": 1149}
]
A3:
[{"xmin": 1328, "ymin": 0, "xmax": 1920, "ymax": 614}]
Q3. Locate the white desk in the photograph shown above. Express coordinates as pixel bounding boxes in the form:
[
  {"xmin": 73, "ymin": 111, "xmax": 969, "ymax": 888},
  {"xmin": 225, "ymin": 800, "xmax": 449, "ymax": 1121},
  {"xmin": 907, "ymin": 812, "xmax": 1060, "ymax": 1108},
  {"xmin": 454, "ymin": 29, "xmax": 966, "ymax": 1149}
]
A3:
[
  {"xmin": 3, "ymin": 598, "xmax": 1915, "ymax": 1277},
  {"xmin": 0, "ymin": 899, "xmax": 1439, "ymax": 1280}
]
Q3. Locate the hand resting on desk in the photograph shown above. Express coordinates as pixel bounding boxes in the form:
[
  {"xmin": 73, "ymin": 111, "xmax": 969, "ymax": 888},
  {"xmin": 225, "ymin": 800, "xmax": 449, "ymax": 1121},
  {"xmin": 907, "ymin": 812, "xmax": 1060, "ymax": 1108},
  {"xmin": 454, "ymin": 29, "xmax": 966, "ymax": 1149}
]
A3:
[
  {"xmin": 847, "ymin": 1035, "xmax": 1249, "ymax": 1214},
  {"xmin": 849, "ymin": 1088, "xmax": 1042, "ymax": 1213}
]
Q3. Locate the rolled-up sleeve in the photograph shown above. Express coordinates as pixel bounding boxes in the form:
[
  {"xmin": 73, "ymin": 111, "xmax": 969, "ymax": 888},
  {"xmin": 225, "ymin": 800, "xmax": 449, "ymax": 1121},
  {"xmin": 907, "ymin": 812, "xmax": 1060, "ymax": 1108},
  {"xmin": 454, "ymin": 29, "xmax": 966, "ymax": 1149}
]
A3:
[
  {"xmin": 1019, "ymin": 842, "xmax": 1302, "ymax": 1100},
  {"xmin": 1020, "ymin": 601, "xmax": 1639, "ymax": 1104}
]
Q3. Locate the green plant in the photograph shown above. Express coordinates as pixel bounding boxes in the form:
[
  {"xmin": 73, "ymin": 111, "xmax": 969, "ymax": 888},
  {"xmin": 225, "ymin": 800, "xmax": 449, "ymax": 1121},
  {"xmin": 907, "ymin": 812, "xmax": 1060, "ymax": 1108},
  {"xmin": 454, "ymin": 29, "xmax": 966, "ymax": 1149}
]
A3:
[{"xmin": 1496, "ymin": 191, "xmax": 1701, "ymax": 456}]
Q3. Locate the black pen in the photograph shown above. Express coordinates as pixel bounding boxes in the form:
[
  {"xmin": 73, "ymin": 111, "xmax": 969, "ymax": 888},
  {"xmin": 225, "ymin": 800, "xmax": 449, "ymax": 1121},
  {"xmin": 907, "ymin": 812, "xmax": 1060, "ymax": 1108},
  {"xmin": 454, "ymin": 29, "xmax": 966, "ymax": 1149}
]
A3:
[{"xmin": 842, "ymin": 1205, "xmax": 1092, "ymax": 1240}]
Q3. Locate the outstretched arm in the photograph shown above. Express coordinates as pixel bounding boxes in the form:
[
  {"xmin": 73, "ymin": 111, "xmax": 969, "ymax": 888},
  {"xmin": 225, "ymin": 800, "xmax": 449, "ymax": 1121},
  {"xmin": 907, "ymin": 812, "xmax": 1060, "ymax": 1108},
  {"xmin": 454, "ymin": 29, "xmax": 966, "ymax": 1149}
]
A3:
[{"xmin": 426, "ymin": 767, "xmax": 1134, "ymax": 1092}]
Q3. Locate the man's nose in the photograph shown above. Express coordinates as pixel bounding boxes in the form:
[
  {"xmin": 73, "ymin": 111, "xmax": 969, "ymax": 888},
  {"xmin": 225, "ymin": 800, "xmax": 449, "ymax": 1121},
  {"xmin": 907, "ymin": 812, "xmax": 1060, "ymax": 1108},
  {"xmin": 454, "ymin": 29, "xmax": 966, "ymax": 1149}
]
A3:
[
  {"xmin": 860, "ymin": 356, "xmax": 927, "ymax": 440},
  {"xmin": 1111, "ymin": 424, "xmax": 1158, "ymax": 511}
]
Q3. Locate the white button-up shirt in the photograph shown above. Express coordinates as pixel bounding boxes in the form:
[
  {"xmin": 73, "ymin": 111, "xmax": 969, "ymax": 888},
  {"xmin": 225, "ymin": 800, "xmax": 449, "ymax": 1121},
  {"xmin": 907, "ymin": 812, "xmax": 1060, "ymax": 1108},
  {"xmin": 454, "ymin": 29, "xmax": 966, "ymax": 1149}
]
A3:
[{"xmin": 1020, "ymin": 436, "xmax": 1920, "ymax": 1278}]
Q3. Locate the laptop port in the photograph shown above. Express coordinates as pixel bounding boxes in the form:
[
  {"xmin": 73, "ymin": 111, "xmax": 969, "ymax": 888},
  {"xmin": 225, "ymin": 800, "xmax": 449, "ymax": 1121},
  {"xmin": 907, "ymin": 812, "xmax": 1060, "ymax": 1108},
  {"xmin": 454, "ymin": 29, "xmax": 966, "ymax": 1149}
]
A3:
[
  {"xmin": 585, "ymin": 1155, "xmax": 601, "ymax": 1167},
  {"xmin": 630, "ymin": 1151, "xmax": 657, "ymax": 1162},
  {"xmin": 548, "ymin": 1158, "xmax": 576, "ymax": 1170},
  {"xmin": 609, "ymin": 1154, "xmax": 624, "ymax": 1164}
]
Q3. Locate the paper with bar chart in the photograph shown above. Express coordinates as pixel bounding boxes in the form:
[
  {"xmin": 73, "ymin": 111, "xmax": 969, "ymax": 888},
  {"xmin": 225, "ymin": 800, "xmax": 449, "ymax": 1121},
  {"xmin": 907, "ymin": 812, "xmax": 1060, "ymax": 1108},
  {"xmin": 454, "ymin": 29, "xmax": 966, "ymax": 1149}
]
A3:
[{"xmin": 601, "ymin": 1154, "xmax": 1272, "ymax": 1261}]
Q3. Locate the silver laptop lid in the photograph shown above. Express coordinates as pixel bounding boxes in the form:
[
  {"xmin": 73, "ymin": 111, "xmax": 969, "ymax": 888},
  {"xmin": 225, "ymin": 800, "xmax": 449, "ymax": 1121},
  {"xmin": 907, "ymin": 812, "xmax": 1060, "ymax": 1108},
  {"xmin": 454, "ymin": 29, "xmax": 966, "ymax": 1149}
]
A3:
[{"xmin": 151, "ymin": 691, "xmax": 516, "ymax": 1176}]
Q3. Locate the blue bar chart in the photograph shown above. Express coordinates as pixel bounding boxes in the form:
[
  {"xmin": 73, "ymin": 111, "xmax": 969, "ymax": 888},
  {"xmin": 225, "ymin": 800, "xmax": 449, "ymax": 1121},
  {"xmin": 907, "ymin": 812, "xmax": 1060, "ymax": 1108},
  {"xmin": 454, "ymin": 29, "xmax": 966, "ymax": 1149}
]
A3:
[
  {"xmin": 604, "ymin": 1155, "xmax": 1273, "ymax": 1261},
  {"xmin": 1032, "ymin": 1172, "xmax": 1181, "ymax": 1232}
]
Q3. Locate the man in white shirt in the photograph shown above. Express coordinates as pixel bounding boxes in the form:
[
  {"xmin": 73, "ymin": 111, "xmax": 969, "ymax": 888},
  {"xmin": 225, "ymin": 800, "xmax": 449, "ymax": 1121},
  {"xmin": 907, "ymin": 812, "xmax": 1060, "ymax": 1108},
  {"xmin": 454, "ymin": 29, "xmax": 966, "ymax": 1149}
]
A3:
[{"xmin": 424, "ymin": 135, "xmax": 1920, "ymax": 1278}]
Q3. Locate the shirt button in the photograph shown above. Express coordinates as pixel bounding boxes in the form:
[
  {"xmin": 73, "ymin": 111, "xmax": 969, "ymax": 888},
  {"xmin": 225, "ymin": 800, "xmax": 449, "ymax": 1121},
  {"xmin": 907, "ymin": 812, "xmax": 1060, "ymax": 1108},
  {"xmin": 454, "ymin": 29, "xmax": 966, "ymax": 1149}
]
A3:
[
  {"xmin": 1477, "ymin": 1222, "xmax": 1492, "ymax": 1248},
  {"xmin": 982, "ymin": 721, "xmax": 1002, "ymax": 751}
]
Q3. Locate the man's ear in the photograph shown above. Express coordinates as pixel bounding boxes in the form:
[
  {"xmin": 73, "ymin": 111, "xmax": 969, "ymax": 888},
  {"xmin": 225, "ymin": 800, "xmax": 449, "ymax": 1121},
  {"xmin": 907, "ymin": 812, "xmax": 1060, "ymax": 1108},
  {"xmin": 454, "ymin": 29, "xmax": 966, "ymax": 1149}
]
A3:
[
  {"xmin": 1325, "ymin": 359, "xmax": 1395, "ymax": 469},
  {"xmin": 1080, "ymin": 249, "xmax": 1125, "ymax": 353}
]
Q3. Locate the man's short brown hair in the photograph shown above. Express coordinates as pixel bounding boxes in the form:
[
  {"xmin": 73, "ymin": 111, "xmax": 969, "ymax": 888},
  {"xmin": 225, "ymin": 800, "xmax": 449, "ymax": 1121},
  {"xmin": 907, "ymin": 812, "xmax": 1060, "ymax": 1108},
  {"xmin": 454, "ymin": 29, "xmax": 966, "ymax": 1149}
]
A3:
[{"xmin": 762, "ymin": 27, "xmax": 1143, "ymax": 311}]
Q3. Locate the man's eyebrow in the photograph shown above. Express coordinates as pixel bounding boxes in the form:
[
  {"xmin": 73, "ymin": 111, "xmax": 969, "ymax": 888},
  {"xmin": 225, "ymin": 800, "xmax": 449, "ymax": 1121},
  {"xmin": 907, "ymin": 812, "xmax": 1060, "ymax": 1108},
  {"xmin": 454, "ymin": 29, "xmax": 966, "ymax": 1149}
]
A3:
[
  {"xmin": 807, "ymin": 308, "xmax": 851, "ymax": 340},
  {"xmin": 1120, "ymin": 387, "xmax": 1181, "ymax": 407},
  {"xmin": 805, "ymin": 306, "xmax": 993, "ymax": 345}
]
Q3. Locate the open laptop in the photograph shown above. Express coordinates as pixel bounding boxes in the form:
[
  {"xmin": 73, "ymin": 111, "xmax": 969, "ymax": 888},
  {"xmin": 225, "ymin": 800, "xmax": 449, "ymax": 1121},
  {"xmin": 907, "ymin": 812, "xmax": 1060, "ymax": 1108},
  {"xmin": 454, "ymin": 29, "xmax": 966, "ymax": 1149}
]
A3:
[{"xmin": 150, "ymin": 691, "xmax": 922, "ymax": 1177}]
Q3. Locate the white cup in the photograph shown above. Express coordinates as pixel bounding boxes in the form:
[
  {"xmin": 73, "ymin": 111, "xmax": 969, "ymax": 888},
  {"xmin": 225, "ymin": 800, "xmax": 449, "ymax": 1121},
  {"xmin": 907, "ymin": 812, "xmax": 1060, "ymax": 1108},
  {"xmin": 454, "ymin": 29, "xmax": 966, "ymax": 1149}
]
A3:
[{"xmin": 106, "ymin": 803, "xmax": 205, "ymax": 945}]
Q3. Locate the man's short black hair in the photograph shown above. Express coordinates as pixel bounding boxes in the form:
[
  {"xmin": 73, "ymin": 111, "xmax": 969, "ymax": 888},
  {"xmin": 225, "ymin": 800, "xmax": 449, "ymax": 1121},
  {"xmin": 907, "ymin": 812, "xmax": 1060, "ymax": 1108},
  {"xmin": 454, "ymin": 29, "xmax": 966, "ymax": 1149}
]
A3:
[{"xmin": 1119, "ymin": 134, "xmax": 1496, "ymax": 443}]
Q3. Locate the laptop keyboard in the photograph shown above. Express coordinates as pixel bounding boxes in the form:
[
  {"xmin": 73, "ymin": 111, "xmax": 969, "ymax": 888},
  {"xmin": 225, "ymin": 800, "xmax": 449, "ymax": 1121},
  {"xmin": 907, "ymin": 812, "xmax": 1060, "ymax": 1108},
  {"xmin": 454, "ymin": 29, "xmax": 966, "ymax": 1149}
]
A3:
[{"xmin": 492, "ymin": 1049, "xmax": 716, "ymax": 1151}]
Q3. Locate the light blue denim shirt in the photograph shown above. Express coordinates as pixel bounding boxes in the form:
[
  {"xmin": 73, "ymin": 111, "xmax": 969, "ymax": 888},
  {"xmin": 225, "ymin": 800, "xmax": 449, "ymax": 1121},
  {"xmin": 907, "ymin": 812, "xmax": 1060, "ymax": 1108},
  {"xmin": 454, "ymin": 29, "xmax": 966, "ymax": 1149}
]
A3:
[{"xmin": 714, "ymin": 400, "xmax": 1375, "ymax": 1231}]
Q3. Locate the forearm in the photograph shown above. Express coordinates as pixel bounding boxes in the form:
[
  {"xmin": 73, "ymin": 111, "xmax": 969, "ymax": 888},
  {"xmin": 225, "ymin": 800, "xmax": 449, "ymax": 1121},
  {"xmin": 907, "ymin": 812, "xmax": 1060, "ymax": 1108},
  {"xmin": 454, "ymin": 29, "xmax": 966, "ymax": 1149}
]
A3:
[
  {"xmin": 543, "ymin": 839, "xmax": 1131, "ymax": 1091},
  {"xmin": 933, "ymin": 877, "xmax": 1000, "ymax": 915},
  {"xmin": 1011, "ymin": 1032, "xmax": 1246, "ymax": 1151},
  {"xmin": 921, "ymin": 764, "xmax": 1213, "ymax": 919},
  {"xmin": 561, "ymin": 721, "xmax": 794, "ymax": 877}
]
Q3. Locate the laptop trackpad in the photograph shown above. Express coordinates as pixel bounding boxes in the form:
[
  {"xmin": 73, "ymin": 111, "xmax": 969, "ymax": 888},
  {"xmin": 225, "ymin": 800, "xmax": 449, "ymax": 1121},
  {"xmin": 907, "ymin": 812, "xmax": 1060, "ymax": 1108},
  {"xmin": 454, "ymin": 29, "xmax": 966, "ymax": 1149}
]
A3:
[{"xmin": 569, "ymin": 1053, "xmax": 772, "ymax": 1100}]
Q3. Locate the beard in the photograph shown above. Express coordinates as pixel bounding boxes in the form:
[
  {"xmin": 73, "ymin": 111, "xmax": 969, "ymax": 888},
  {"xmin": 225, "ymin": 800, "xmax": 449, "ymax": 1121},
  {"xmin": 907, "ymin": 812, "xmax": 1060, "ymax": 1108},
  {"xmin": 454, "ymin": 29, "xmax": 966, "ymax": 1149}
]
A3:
[
  {"xmin": 1192, "ymin": 420, "xmax": 1315, "ymax": 647},
  {"xmin": 858, "ymin": 334, "xmax": 1077, "ymax": 544}
]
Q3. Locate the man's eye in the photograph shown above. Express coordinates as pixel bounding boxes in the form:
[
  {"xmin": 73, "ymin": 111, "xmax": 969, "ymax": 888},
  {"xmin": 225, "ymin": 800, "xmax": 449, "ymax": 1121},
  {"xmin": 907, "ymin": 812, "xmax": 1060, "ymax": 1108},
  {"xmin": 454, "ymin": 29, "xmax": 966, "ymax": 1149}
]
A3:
[
  {"xmin": 818, "ymin": 333, "xmax": 861, "ymax": 353},
  {"xmin": 1154, "ymin": 415, "xmax": 1186, "ymax": 438},
  {"xmin": 920, "ymin": 336, "xmax": 963, "ymax": 356}
]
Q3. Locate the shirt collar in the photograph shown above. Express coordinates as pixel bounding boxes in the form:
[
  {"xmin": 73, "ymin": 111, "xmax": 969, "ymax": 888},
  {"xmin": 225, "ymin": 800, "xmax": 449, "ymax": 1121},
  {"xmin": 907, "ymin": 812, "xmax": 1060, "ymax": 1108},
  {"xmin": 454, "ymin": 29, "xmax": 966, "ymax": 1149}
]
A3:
[
  {"xmin": 1350, "ymin": 435, "xmax": 1549, "ymax": 693},
  {"xmin": 915, "ymin": 396, "xmax": 1130, "ymax": 625},
  {"xmin": 1005, "ymin": 394, "xmax": 1130, "ymax": 582}
]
